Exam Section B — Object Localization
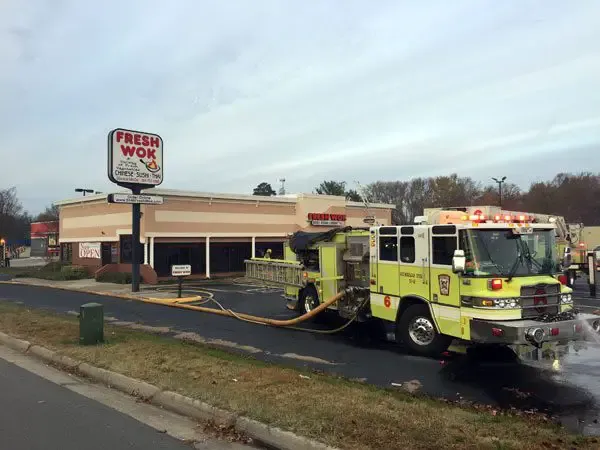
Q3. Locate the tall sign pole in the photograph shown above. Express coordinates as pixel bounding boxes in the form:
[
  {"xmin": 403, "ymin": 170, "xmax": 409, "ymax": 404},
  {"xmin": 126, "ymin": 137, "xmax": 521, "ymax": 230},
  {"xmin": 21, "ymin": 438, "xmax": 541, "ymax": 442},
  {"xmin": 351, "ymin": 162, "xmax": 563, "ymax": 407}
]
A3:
[{"xmin": 108, "ymin": 128, "xmax": 164, "ymax": 292}]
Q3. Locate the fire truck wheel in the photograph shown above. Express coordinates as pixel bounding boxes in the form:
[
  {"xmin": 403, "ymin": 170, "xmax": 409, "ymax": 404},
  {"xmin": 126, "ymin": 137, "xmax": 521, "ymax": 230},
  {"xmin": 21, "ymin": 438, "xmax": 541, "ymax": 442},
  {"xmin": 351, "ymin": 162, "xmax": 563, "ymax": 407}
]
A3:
[
  {"xmin": 397, "ymin": 304, "xmax": 451, "ymax": 356},
  {"xmin": 299, "ymin": 285, "xmax": 329, "ymax": 324},
  {"xmin": 300, "ymin": 285, "xmax": 319, "ymax": 314}
]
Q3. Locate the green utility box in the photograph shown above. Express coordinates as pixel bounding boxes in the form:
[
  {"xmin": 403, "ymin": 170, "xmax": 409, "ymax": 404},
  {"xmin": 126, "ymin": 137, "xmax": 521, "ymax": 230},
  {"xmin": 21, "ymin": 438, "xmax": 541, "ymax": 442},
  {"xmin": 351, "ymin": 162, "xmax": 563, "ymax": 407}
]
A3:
[{"xmin": 79, "ymin": 302, "xmax": 104, "ymax": 345}]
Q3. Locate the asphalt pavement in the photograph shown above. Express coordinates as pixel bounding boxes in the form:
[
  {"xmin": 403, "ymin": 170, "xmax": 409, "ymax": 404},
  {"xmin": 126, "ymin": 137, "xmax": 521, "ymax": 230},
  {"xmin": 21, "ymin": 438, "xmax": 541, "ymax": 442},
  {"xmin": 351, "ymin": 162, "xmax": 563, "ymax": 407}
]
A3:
[
  {"xmin": 0, "ymin": 280, "xmax": 599, "ymax": 436},
  {"xmin": 0, "ymin": 353, "xmax": 240, "ymax": 450}
]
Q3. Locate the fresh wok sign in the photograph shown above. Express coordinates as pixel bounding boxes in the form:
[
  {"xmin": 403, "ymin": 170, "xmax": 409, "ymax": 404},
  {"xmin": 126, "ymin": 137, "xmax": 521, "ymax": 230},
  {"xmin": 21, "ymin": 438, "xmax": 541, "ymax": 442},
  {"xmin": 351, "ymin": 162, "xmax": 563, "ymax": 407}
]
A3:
[{"xmin": 108, "ymin": 128, "xmax": 163, "ymax": 187}]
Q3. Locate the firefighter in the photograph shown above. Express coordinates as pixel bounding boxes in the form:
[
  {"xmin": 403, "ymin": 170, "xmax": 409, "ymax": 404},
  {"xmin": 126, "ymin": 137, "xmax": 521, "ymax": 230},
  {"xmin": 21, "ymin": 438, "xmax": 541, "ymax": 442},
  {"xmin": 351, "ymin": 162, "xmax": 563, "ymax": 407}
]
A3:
[{"xmin": 264, "ymin": 249, "xmax": 272, "ymax": 259}]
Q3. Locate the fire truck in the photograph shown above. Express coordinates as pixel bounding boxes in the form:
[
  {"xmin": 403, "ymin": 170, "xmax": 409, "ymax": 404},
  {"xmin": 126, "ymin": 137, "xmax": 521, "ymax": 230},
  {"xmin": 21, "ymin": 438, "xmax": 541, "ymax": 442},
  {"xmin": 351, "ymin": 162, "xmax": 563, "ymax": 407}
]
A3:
[{"xmin": 245, "ymin": 207, "xmax": 600, "ymax": 356}]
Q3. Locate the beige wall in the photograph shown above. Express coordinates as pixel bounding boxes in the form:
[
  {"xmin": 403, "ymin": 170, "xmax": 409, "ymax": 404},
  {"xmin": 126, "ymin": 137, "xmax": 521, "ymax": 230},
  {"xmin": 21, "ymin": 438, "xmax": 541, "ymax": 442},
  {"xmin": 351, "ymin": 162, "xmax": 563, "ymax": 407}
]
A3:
[
  {"xmin": 57, "ymin": 193, "xmax": 392, "ymax": 243},
  {"xmin": 145, "ymin": 196, "xmax": 298, "ymax": 235},
  {"xmin": 60, "ymin": 201, "xmax": 131, "ymax": 241}
]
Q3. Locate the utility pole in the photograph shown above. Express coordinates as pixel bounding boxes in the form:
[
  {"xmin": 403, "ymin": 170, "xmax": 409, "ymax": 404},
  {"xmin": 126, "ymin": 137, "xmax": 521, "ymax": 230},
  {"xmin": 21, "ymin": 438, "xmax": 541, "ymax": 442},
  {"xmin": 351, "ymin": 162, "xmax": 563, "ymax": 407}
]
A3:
[
  {"xmin": 491, "ymin": 176, "xmax": 506, "ymax": 208},
  {"xmin": 278, "ymin": 178, "xmax": 286, "ymax": 195}
]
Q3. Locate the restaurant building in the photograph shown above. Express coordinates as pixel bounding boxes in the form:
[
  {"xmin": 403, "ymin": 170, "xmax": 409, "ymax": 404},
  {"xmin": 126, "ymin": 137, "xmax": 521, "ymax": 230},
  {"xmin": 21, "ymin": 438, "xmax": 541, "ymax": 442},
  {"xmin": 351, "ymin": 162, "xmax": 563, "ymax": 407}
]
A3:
[
  {"xmin": 54, "ymin": 189, "xmax": 393, "ymax": 283},
  {"xmin": 30, "ymin": 221, "xmax": 59, "ymax": 257}
]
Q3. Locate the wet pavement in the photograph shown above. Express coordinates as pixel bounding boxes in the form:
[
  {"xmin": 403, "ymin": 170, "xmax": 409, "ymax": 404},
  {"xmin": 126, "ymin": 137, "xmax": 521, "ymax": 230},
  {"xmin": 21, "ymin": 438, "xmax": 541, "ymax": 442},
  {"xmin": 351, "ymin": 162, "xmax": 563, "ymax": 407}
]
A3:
[{"xmin": 0, "ymin": 278, "xmax": 599, "ymax": 435}]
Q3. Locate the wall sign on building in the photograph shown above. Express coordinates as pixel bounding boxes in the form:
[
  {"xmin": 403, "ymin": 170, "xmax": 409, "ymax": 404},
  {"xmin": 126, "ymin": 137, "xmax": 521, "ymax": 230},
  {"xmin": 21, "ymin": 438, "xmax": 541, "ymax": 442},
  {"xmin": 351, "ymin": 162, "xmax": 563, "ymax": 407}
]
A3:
[
  {"xmin": 108, "ymin": 129, "xmax": 164, "ymax": 187},
  {"xmin": 79, "ymin": 242, "xmax": 101, "ymax": 259},
  {"xmin": 307, "ymin": 213, "xmax": 346, "ymax": 226}
]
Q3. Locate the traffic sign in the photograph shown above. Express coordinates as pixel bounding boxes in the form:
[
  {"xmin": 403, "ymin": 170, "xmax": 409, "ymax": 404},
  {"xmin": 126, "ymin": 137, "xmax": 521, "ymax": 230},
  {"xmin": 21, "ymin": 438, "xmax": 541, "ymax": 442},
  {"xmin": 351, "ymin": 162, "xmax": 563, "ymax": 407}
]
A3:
[
  {"xmin": 171, "ymin": 264, "xmax": 192, "ymax": 277},
  {"xmin": 107, "ymin": 193, "xmax": 164, "ymax": 205}
]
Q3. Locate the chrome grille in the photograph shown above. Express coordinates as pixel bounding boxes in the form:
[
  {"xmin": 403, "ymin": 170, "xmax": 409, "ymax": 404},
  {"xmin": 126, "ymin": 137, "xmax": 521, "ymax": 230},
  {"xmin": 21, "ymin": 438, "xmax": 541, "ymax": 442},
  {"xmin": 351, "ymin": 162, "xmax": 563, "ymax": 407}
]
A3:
[{"xmin": 520, "ymin": 283, "xmax": 560, "ymax": 319}]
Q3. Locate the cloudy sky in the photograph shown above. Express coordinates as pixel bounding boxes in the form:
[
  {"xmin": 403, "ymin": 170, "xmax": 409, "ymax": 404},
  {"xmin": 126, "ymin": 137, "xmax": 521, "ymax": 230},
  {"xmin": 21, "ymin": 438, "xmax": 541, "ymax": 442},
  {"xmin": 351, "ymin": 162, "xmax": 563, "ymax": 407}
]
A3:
[{"xmin": 1, "ymin": 0, "xmax": 600, "ymax": 214}]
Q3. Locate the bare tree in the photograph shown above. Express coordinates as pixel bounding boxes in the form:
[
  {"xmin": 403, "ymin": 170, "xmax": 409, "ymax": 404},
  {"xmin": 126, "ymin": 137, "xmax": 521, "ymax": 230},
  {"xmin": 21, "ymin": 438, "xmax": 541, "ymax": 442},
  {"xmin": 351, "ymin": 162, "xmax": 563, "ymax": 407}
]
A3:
[
  {"xmin": 364, "ymin": 181, "xmax": 409, "ymax": 224},
  {"xmin": 0, "ymin": 187, "xmax": 22, "ymax": 217},
  {"xmin": 34, "ymin": 204, "xmax": 60, "ymax": 222},
  {"xmin": 427, "ymin": 174, "xmax": 482, "ymax": 207},
  {"xmin": 0, "ymin": 187, "xmax": 25, "ymax": 241},
  {"xmin": 477, "ymin": 183, "xmax": 523, "ymax": 210},
  {"xmin": 322, "ymin": 171, "xmax": 600, "ymax": 226}
]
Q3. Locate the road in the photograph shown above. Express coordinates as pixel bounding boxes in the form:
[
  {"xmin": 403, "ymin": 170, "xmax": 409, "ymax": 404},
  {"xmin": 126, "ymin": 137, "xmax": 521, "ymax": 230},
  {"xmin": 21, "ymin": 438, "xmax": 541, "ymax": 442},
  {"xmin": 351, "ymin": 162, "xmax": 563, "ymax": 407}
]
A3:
[
  {"xmin": 0, "ymin": 345, "xmax": 253, "ymax": 450},
  {"xmin": 0, "ymin": 280, "xmax": 599, "ymax": 436}
]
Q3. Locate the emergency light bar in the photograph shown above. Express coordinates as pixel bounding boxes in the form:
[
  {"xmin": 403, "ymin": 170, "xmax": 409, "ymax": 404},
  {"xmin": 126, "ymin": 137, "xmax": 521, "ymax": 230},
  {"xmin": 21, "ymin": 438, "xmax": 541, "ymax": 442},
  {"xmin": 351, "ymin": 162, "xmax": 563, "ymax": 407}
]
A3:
[{"xmin": 460, "ymin": 213, "xmax": 533, "ymax": 224}]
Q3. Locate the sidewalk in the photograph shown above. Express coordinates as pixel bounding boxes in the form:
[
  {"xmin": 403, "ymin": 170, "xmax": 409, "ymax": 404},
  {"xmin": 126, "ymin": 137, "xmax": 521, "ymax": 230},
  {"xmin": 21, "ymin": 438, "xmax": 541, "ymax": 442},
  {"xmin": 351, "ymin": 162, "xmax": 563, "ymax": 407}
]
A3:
[{"xmin": 0, "ymin": 277, "xmax": 202, "ymax": 303}]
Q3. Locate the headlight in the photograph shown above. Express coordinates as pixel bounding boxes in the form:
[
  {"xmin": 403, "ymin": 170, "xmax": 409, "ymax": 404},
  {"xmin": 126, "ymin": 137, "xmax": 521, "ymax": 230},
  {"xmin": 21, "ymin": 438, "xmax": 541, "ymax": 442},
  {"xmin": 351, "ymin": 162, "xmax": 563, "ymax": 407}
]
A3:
[
  {"xmin": 461, "ymin": 296, "xmax": 521, "ymax": 309},
  {"xmin": 560, "ymin": 294, "xmax": 573, "ymax": 304}
]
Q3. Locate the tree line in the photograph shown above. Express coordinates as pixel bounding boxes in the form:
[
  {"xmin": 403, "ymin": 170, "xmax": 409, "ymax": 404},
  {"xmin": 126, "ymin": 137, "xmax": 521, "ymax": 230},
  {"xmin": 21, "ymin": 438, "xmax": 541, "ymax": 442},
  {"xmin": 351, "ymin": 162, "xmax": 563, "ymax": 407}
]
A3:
[
  {"xmin": 253, "ymin": 172, "xmax": 600, "ymax": 225},
  {"xmin": 0, "ymin": 187, "xmax": 58, "ymax": 244}
]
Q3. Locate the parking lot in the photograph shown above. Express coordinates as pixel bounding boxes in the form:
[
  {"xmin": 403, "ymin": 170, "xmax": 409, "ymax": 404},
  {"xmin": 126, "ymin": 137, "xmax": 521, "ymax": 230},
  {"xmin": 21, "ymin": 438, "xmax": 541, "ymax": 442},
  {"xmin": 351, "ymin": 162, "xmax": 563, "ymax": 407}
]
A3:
[{"xmin": 0, "ymin": 277, "xmax": 599, "ymax": 435}]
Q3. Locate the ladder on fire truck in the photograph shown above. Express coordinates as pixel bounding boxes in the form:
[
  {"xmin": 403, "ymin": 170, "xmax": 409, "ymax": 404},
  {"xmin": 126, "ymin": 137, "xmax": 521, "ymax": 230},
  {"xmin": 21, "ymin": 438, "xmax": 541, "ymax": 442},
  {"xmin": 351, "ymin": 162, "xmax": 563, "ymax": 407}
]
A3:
[{"xmin": 244, "ymin": 259, "xmax": 305, "ymax": 287}]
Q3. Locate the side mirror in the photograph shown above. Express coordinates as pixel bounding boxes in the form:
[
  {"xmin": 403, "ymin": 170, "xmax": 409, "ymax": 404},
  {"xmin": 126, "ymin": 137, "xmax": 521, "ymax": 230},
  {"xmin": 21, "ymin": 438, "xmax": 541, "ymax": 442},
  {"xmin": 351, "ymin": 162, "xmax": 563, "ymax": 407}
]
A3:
[{"xmin": 452, "ymin": 249, "xmax": 466, "ymax": 274}]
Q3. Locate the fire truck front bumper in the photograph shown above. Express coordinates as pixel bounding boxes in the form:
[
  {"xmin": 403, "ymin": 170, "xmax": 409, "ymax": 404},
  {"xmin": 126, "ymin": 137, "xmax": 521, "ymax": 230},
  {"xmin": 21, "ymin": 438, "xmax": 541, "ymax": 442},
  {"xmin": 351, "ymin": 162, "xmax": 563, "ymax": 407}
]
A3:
[{"xmin": 469, "ymin": 313, "xmax": 600, "ymax": 346}]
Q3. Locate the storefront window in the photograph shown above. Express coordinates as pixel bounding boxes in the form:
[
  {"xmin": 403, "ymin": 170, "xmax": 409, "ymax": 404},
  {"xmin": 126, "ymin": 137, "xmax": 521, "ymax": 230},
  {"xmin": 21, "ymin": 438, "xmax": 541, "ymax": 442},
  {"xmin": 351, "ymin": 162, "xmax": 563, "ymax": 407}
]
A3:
[
  {"xmin": 61, "ymin": 243, "xmax": 72, "ymax": 263},
  {"xmin": 120, "ymin": 235, "xmax": 143, "ymax": 264},
  {"xmin": 48, "ymin": 234, "xmax": 58, "ymax": 247}
]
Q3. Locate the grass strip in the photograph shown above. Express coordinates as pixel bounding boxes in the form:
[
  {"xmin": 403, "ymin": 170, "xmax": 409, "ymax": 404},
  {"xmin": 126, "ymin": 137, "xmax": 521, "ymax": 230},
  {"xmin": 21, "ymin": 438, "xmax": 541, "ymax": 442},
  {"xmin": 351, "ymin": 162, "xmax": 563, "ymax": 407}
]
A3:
[{"xmin": 0, "ymin": 302, "xmax": 596, "ymax": 450}]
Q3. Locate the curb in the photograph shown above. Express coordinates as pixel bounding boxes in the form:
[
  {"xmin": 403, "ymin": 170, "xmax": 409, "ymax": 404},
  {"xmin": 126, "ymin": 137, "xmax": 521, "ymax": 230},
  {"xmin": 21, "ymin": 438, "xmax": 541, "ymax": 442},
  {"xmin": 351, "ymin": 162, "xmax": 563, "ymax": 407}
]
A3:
[
  {"xmin": 0, "ymin": 331, "xmax": 338, "ymax": 450},
  {"xmin": 0, "ymin": 280, "xmax": 201, "ymax": 303}
]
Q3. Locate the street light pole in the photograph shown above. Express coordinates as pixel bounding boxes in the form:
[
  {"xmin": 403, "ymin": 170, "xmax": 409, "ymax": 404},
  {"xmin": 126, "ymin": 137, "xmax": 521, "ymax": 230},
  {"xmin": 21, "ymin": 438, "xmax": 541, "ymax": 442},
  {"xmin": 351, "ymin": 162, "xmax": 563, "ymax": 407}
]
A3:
[
  {"xmin": 491, "ymin": 176, "xmax": 507, "ymax": 208},
  {"xmin": 75, "ymin": 188, "xmax": 95, "ymax": 196}
]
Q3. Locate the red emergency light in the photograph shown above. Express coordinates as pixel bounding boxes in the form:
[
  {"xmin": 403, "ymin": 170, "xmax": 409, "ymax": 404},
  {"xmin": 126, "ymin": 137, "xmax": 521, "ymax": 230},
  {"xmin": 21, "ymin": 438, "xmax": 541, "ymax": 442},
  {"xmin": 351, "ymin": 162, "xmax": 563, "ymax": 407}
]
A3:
[
  {"xmin": 463, "ymin": 209, "xmax": 533, "ymax": 224},
  {"xmin": 489, "ymin": 213, "xmax": 532, "ymax": 223},
  {"xmin": 488, "ymin": 278, "xmax": 503, "ymax": 290}
]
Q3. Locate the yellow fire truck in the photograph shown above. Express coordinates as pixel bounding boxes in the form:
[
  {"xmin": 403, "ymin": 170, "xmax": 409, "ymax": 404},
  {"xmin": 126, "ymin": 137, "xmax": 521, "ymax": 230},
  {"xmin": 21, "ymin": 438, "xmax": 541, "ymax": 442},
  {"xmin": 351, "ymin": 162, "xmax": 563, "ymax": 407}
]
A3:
[{"xmin": 245, "ymin": 207, "xmax": 600, "ymax": 356}]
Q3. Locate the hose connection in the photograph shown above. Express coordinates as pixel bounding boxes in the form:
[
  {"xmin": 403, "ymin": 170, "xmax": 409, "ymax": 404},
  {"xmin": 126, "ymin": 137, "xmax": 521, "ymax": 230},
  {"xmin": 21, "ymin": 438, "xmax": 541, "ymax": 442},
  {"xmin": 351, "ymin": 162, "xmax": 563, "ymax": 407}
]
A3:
[{"xmin": 525, "ymin": 327, "xmax": 546, "ymax": 347}]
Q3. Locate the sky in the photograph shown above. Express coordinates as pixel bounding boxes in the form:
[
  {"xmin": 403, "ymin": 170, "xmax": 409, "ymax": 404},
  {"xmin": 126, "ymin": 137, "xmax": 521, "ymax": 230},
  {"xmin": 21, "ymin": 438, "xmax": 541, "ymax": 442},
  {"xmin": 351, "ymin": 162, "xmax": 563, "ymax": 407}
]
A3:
[{"xmin": 1, "ymin": 0, "xmax": 600, "ymax": 214}]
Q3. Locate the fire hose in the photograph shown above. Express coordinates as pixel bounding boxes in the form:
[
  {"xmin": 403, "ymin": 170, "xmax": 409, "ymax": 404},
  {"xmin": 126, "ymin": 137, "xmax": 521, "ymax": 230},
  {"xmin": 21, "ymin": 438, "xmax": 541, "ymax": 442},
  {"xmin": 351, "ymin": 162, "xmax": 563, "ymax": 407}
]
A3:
[{"xmin": 138, "ymin": 289, "xmax": 368, "ymax": 335}]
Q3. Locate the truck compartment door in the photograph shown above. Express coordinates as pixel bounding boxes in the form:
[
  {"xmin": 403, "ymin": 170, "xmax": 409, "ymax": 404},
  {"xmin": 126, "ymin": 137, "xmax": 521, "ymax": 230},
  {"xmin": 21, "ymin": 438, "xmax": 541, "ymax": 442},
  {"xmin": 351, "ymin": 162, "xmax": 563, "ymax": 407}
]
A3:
[
  {"xmin": 319, "ymin": 244, "xmax": 340, "ymax": 302},
  {"xmin": 399, "ymin": 225, "xmax": 429, "ymax": 296},
  {"xmin": 429, "ymin": 227, "xmax": 461, "ymax": 339},
  {"xmin": 376, "ymin": 227, "xmax": 400, "ymax": 298}
]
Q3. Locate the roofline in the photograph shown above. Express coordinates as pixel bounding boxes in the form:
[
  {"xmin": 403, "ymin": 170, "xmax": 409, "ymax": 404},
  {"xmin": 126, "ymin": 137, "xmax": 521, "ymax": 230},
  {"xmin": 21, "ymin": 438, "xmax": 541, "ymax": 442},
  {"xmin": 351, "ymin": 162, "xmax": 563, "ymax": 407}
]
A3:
[{"xmin": 53, "ymin": 188, "xmax": 394, "ymax": 209}]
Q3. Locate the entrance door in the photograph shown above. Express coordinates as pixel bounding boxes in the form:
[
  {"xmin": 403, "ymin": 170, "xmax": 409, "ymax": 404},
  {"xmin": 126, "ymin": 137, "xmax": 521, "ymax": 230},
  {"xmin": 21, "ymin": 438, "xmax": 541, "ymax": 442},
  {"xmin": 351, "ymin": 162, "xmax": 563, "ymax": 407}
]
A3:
[
  {"xmin": 429, "ymin": 225, "xmax": 461, "ymax": 339},
  {"xmin": 399, "ymin": 225, "xmax": 429, "ymax": 296},
  {"xmin": 101, "ymin": 243, "xmax": 112, "ymax": 266},
  {"xmin": 376, "ymin": 226, "xmax": 400, "ymax": 297}
]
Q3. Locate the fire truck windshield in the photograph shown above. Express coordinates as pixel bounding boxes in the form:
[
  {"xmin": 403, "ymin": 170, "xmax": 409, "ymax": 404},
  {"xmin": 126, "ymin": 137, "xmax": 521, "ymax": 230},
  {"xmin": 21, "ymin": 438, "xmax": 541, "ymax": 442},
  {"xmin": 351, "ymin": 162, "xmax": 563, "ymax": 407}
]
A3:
[{"xmin": 459, "ymin": 229, "xmax": 558, "ymax": 277}]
